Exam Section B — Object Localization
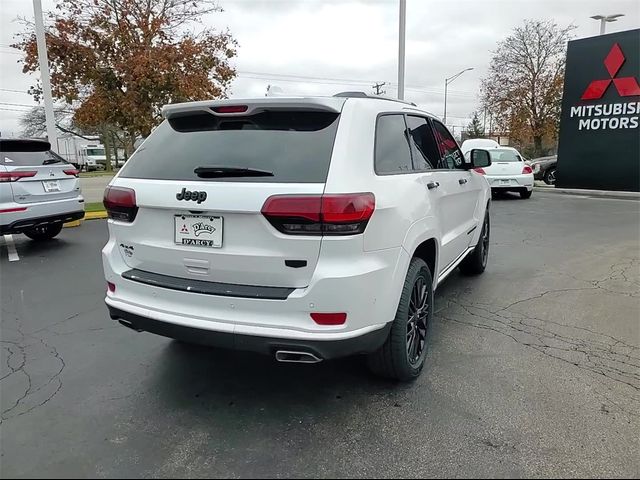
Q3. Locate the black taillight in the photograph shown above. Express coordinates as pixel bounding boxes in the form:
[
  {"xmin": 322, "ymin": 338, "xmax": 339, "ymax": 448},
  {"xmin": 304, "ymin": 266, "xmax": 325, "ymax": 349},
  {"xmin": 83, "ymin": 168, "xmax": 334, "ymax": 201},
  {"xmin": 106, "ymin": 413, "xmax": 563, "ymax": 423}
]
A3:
[
  {"xmin": 103, "ymin": 186, "xmax": 138, "ymax": 222},
  {"xmin": 261, "ymin": 193, "xmax": 375, "ymax": 236}
]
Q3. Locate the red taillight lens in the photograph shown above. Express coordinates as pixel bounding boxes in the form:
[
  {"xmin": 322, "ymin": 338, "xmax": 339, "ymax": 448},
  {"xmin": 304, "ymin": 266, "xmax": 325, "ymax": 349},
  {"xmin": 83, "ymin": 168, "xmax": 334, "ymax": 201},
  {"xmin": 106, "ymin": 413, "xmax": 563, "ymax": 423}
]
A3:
[
  {"xmin": 261, "ymin": 193, "xmax": 375, "ymax": 236},
  {"xmin": 107, "ymin": 282, "xmax": 116, "ymax": 293},
  {"xmin": 212, "ymin": 105, "xmax": 249, "ymax": 114},
  {"xmin": 64, "ymin": 169, "xmax": 80, "ymax": 177},
  {"xmin": 104, "ymin": 186, "xmax": 138, "ymax": 222},
  {"xmin": 473, "ymin": 168, "xmax": 486, "ymax": 175},
  {"xmin": 311, "ymin": 312, "xmax": 347, "ymax": 325},
  {"xmin": 522, "ymin": 165, "xmax": 533, "ymax": 174},
  {"xmin": 0, "ymin": 171, "xmax": 37, "ymax": 182}
]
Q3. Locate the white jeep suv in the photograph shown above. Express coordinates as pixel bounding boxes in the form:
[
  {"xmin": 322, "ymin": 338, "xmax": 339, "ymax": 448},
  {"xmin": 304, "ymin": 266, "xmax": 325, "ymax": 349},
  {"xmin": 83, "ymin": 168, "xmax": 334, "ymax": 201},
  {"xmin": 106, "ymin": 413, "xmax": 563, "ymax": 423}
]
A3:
[{"xmin": 102, "ymin": 94, "xmax": 492, "ymax": 381}]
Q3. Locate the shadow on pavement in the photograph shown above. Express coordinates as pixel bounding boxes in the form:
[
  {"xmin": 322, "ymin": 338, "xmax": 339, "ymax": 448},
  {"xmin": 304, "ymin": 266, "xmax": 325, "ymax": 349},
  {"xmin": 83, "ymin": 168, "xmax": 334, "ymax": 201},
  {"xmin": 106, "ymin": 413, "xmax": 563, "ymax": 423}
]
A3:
[{"xmin": 147, "ymin": 340, "xmax": 413, "ymax": 416}]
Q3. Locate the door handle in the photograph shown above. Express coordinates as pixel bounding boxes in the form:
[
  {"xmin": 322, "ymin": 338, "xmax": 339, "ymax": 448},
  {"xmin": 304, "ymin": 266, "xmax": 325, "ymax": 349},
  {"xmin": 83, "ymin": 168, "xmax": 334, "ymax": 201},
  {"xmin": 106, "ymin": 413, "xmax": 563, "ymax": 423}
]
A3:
[
  {"xmin": 459, "ymin": 178, "xmax": 468, "ymax": 185},
  {"xmin": 427, "ymin": 181, "xmax": 440, "ymax": 190}
]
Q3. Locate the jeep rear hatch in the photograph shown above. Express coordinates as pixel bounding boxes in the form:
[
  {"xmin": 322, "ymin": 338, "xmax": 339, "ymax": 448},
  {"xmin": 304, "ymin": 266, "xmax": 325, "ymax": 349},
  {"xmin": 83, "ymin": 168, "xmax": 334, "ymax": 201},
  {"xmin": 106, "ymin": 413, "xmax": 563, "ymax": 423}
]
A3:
[{"xmin": 109, "ymin": 100, "xmax": 345, "ymax": 289}]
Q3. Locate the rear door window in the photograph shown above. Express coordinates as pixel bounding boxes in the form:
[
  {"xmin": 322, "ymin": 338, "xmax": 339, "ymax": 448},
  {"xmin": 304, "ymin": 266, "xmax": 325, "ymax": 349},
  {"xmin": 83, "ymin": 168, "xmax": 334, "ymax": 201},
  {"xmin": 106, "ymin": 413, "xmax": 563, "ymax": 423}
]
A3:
[
  {"xmin": 374, "ymin": 114, "xmax": 413, "ymax": 175},
  {"xmin": 406, "ymin": 116, "xmax": 439, "ymax": 171},
  {"xmin": 119, "ymin": 110, "xmax": 340, "ymax": 183},
  {"xmin": 431, "ymin": 120, "xmax": 465, "ymax": 170}
]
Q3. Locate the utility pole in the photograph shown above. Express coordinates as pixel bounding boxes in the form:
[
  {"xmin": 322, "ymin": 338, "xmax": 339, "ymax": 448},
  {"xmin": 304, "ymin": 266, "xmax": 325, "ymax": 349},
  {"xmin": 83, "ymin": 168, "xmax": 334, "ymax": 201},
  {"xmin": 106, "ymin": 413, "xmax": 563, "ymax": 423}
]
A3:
[
  {"xmin": 483, "ymin": 107, "xmax": 487, "ymax": 134},
  {"xmin": 33, "ymin": 0, "xmax": 57, "ymax": 152},
  {"xmin": 372, "ymin": 82, "xmax": 386, "ymax": 96},
  {"xmin": 397, "ymin": 0, "xmax": 406, "ymax": 100}
]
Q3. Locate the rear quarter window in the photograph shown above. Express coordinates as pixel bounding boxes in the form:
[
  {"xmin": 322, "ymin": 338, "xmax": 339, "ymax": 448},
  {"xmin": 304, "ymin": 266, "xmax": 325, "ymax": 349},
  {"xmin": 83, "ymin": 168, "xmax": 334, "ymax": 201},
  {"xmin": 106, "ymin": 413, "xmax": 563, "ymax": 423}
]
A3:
[{"xmin": 119, "ymin": 110, "xmax": 340, "ymax": 183}]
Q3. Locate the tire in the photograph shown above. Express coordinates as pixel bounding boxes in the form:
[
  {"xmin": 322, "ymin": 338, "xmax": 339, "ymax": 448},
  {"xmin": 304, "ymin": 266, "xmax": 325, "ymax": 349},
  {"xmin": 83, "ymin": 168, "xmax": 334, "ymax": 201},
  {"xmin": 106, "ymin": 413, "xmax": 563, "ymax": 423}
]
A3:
[
  {"xmin": 459, "ymin": 209, "xmax": 490, "ymax": 275},
  {"xmin": 520, "ymin": 189, "xmax": 532, "ymax": 199},
  {"xmin": 544, "ymin": 167, "xmax": 556, "ymax": 185},
  {"xmin": 367, "ymin": 257, "xmax": 434, "ymax": 381},
  {"xmin": 24, "ymin": 223, "xmax": 63, "ymax": 241}
]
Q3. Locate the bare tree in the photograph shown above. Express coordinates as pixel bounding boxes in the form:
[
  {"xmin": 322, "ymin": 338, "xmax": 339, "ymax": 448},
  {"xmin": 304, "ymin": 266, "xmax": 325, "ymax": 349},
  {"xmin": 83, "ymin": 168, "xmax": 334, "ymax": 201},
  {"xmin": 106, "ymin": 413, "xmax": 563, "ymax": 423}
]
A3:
[
  {"xmin": 481, "ymin": 20, "xmax": 575, "ymax": 156},
  {"xmin": 20, "ymin": 106, "xmax": 73, "ymax": 138}
]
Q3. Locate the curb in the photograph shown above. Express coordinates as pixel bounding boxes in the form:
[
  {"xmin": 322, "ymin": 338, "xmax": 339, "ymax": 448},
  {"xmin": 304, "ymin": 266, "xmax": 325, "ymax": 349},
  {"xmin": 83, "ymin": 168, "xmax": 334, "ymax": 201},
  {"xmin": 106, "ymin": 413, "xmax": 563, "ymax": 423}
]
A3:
[
  {"xmin": 535, "ymin": 186, "xmax": 640, "ymax": 200},
  {"xmin": 63, "ymin": 211, "xmax": 108, "ymax": 228},
  {"xmin": 85, "ymin": 211, "xmax": 108, "ymax": 220}
]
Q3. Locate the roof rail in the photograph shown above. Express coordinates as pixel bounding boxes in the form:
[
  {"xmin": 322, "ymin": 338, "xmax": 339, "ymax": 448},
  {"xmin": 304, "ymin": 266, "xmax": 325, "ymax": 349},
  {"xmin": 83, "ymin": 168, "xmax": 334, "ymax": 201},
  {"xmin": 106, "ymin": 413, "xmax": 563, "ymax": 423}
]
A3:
[{"xmin": 333, "ymin": 91, "xmax": 417, "ymax": 107}]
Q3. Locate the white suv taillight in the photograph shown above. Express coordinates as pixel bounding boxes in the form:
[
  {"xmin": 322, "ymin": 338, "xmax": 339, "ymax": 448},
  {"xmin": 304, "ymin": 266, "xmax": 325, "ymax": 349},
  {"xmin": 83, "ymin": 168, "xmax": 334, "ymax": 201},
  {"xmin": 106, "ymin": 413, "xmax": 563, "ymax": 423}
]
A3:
[
  {"xmin": 522, "ymin": 165, "xmax": 533, "ymax": 174},
  {"xmin": 104, "ymin": 186, "xmax": 138, "ymax": 222},
  {"xmin": 261, "ymin": 193, "xmax": 375, "ymax": 236}
]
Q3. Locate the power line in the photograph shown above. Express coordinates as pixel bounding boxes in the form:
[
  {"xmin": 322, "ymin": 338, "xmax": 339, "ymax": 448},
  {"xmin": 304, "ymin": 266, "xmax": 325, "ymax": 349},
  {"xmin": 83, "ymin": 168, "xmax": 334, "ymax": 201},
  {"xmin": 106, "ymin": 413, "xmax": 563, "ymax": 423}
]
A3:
[
  {"xmin": 237, "ymin": 71, "xmax": 476, "ymax": 98},
  {"xmin": 0, "ymin": 101, "xmax": 35, "ymax": 108},
  {"xmin": 0, "ymin": 88, "xmax": 30, "ymax": 94}
]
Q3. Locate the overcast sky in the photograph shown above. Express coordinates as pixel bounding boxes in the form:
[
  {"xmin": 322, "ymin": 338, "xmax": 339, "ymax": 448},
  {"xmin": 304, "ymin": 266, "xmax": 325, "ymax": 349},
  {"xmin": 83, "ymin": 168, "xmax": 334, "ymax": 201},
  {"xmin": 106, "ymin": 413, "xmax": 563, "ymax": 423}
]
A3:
[{"xmin": 1, "ymin": 0, "xmax": 639, "ymax": 137}]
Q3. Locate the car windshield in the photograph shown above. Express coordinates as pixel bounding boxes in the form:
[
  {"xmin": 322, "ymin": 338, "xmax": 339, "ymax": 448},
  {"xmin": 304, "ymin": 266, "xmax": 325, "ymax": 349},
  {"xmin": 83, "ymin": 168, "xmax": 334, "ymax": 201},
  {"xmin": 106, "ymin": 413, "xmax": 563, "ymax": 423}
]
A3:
[
  {"xmin": 489, "ymin": 149, "xmax": 521, "ymax": 162},
  {"xmin": 86, "ymin": 149, "xmax": 105, "ymax": 156}
]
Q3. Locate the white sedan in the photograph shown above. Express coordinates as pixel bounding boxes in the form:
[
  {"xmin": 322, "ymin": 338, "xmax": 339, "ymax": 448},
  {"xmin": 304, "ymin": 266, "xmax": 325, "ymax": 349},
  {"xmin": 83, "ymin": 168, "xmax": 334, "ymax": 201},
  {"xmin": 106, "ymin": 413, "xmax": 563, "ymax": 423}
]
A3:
[{"xmin": 468, "ymin": 147, "xmax": 534, "ymax": 199}]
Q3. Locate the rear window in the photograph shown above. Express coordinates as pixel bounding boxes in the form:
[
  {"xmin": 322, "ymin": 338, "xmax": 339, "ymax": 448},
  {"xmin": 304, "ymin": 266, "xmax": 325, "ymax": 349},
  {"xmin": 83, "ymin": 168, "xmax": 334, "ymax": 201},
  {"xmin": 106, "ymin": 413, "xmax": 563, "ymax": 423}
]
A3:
[
  {"xmin": 489, "ymin": 150, "xmax": 521, "ymax": 162},
  {"xmin": 0, "ymin": 141, "xmax": 67, "ymax": 166},
  {"xmin": 119, "ymin": 110, "xmax": 340, "ymax": 183}
]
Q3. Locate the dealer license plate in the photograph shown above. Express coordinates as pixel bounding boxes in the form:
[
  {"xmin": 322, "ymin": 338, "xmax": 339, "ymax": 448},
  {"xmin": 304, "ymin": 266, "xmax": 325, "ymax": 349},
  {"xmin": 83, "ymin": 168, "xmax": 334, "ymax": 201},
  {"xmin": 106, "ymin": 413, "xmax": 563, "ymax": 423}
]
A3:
[
  {"xmin": 174, "ymin": 215, "xmax": 223, "ymax": 248},
  {"xmin": 42, "ymin": 180, "xmax": 61, "ymax": 193}
]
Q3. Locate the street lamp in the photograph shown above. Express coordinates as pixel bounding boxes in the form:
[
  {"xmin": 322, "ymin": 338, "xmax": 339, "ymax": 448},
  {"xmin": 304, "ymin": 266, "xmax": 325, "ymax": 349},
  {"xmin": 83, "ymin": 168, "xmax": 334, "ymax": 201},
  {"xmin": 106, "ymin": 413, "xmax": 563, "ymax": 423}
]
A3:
[
  {"xmin": 443, "ymin": 68, "xmax": 473, "ymax": 125},
  {"xmin": 591, "ymin": 14, "xmax": 625, "ymax": 35}
]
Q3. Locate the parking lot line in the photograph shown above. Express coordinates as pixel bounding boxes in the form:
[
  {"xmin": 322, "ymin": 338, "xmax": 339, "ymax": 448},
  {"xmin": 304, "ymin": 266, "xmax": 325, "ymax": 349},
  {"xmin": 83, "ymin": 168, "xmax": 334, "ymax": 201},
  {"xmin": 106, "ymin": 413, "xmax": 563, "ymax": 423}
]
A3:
[{"xmin": 4, "ymin": 234, "xmax": 19, "ymax": 262}]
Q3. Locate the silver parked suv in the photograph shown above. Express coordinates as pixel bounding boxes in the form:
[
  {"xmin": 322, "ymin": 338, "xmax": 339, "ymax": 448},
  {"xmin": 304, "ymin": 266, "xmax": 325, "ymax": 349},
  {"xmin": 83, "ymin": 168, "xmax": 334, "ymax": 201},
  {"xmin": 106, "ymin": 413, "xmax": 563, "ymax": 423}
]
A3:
[{"xmin": 0, "ymin": 139, "xmax": 85, "ymax": 240}]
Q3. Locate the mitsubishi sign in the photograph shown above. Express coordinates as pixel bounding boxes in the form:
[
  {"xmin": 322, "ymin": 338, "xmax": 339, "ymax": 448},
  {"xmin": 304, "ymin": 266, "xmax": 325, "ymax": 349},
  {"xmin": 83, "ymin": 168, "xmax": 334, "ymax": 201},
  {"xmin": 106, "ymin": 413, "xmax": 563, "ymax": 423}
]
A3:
[{"xmin": 556, "ymin": 29, "xmax": 640, "ymax": 192}]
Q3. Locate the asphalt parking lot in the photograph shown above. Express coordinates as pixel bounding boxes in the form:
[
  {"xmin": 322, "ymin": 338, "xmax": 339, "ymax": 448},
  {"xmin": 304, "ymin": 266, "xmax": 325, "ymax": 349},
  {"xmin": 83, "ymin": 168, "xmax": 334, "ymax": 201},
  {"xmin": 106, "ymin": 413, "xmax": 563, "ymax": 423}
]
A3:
[{"xmin": 1, "ymin": 190, "xmax": 638, "ymax": 478}]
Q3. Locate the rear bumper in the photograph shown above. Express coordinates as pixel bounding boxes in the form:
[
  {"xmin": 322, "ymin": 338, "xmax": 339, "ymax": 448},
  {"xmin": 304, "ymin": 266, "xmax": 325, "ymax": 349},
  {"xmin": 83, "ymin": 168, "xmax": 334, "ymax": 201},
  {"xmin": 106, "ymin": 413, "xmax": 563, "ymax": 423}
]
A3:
[
  {"xmin": 107, "ymin": 305, "xmax": 391, "ymax": 360},
  {"xmin": 486, "ymin": 174, "xmax": 534, "ymax": 191},
  {"xmin": 0, "ymin": 195, "xmax": 84, "ymax": 235},
  {"xmin": 0, "ymin": 211, "xmax": 85, "ymax": 235}
]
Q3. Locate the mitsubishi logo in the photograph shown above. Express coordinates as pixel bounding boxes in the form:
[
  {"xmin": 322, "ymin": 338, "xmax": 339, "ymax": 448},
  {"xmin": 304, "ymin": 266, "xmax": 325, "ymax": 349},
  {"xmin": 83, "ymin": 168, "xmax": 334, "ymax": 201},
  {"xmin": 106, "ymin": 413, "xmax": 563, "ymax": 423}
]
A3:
[{"xmin": 582, "ymin": 43, "xmax": 640, "ymax": 100}]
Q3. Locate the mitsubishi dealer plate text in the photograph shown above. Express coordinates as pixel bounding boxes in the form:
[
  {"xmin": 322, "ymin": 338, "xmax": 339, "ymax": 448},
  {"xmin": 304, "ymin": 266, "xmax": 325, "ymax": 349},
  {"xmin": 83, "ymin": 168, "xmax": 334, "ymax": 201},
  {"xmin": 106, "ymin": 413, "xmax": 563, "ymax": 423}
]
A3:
[{"xmin": 174, "ymin": 215, "xmax": 223, "ymax": 248}]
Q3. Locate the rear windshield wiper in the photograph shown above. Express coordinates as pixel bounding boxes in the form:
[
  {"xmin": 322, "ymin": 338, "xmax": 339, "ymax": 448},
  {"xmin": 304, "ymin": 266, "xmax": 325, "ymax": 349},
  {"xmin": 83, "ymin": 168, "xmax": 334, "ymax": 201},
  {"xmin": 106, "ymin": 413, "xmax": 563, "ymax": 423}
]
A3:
[{"xmin": 194, "ymin": 166, "xmax": 274, "ymax": 178}]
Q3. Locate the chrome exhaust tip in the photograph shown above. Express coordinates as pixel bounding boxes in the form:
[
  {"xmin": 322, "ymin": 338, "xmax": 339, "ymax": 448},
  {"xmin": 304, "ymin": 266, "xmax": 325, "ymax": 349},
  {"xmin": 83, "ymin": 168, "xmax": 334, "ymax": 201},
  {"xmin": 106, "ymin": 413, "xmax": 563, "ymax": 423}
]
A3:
[{"xmin": 275, "ymin": 350, "xmax": 323, "ymax": 364}]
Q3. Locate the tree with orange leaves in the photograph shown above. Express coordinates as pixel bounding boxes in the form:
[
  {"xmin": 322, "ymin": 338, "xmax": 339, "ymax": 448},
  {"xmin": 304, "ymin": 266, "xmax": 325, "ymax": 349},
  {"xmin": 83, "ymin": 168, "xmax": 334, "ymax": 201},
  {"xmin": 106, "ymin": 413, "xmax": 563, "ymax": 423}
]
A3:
[{"xmin": 13, "ymin": 0, "xmax": 237, "ymax": 163}]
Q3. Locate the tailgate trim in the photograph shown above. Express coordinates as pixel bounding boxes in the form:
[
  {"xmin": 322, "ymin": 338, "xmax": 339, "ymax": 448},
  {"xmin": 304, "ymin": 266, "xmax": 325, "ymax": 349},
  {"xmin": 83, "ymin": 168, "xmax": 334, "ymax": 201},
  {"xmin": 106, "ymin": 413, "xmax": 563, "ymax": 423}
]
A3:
[{"xmin": 122, "ymin": 268, "xmax": 295, "ymax": 300}]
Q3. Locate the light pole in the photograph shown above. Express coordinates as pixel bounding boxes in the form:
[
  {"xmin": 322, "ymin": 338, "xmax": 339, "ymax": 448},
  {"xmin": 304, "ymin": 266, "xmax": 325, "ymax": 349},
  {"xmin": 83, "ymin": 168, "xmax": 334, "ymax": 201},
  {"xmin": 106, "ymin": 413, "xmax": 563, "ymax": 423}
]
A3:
[
  {"xmin": 33, "ymin": 0, "xmax": 57, "ymax": 151},
  {"xmin": 591, "ymin": 14, "xmax": 625, "ymax": 35},
  {"xmin": 443, "ymin": 68, "xmax": 473, "ymax": 125},
  {"xmin": 397, "ymin": 0, "xmax": 406, "ymax": 100}
]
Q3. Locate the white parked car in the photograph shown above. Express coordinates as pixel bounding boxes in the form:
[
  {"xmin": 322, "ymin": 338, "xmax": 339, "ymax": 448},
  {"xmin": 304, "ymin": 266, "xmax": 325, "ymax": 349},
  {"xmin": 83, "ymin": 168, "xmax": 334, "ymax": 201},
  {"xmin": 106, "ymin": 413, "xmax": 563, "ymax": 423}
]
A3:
[
  {"xmin": 467, "ymin": 147, "xmax": 534, "ymax": 199},
  {"xmin": 460, "ymin": 138, "xmax": 500, "ymax": 154},
  {"xmin": 1, "ymin": 139, "xmax": 85, "ymax": 240},
  {"xmin": 102, "ymin": 94, "xmax": 492, "ymax": 381}
]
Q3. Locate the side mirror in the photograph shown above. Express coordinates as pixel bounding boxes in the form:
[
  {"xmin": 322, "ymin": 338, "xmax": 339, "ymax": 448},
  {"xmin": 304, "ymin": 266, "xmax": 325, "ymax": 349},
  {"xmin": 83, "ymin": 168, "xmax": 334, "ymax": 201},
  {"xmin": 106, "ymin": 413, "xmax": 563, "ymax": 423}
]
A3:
[{"xmin": 470, "ymin": 149, "xmax": 491, "ymax": 169}]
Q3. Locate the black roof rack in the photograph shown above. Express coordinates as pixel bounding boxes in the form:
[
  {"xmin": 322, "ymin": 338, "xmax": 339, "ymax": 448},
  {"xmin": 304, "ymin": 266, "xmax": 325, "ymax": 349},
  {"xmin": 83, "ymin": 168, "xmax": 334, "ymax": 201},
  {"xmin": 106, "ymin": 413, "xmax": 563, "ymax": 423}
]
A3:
[{"xmin": 333, "ymin": 91, "xmax": 417, "ymax": 107}]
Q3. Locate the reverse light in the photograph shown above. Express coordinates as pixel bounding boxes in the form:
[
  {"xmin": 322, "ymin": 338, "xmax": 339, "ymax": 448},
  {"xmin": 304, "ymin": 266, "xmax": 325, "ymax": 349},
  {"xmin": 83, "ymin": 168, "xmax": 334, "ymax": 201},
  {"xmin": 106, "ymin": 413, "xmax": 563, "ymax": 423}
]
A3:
[
  {"xmin": 212, "ymin": 105, "xmax": 249, "ymax": 114},
  {"xmin": 310, "ymin": 312, "xmax": 347, "ymax": 326},
  {"xmin": 0, "ymin": 171, "xmax": 37, "ymax": 182},
  {"xmin": 261, "ymin": 193, "xmax": 375, "ymax": 236},
  {"xmin": 104, "ymin": 186, "xmax": 138, "ymax": 223},
  {"xmin": 522, "ymin": 165, "xmax": 533, "ymax": 174},
  {"xmin": 473, "ymin": 168, "xmax": 486, "ymax": 175}
]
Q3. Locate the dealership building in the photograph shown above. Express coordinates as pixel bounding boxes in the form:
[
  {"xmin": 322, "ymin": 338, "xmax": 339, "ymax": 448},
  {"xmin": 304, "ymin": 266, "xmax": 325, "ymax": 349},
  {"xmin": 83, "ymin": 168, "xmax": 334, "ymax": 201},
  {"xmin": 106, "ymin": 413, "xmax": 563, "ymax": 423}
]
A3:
[{"xmin": 556, "ymin": 28, "xmax": 640, "ymax": 192}]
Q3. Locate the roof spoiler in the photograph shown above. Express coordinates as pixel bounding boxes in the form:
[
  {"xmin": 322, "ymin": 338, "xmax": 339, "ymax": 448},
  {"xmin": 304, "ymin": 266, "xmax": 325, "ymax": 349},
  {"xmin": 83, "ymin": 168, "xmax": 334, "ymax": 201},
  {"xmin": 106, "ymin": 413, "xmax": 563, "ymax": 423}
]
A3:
[{"xmin": 162, "ymin": 97, "xmax": 346, "ymax": 119}]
